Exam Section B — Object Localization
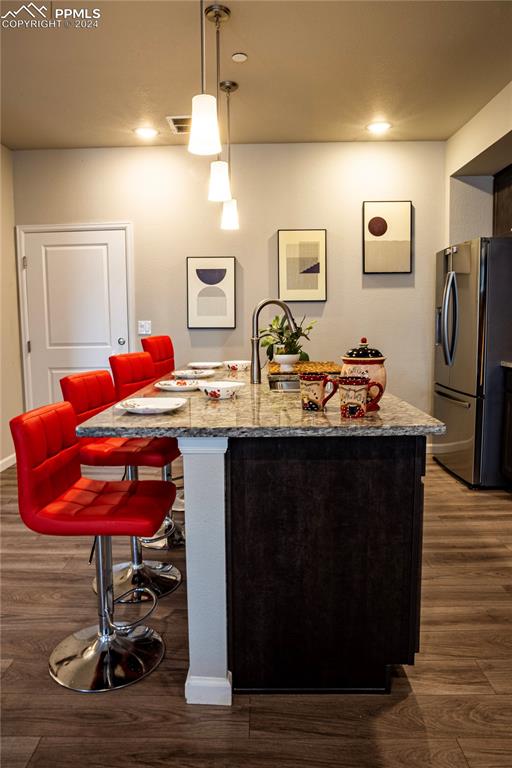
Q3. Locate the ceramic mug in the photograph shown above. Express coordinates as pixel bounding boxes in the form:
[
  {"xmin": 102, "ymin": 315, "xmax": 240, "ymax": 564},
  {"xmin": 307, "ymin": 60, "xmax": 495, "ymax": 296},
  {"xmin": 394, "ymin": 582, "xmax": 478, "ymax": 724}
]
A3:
[
  {"xmin": 339, "ymin": 376, "xmax": 384, "ymax": 418},
  {"xmin": 299, "ymin": 374, "xmax": 339, "ymax": 411}
]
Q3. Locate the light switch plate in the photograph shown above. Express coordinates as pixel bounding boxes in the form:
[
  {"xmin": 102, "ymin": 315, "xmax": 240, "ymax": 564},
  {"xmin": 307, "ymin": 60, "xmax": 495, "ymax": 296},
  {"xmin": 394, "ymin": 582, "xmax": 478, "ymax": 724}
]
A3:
[{"xmin": 137, "ymin": 320, "xmax": 152, "ymax": 335}]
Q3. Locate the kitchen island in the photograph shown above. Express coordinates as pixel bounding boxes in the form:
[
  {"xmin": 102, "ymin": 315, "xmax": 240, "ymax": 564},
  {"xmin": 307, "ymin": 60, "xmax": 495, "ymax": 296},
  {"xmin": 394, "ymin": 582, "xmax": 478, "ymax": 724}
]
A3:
[{"xmin": 77, "ymin": 370, "xmax": 444, "ymax": 705}]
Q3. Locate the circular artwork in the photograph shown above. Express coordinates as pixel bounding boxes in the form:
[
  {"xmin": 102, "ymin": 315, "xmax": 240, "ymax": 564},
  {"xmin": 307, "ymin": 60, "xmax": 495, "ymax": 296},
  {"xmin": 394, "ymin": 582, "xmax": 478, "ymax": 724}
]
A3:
[
  {"xmin": 368, "ymin": 216, "xmax": 388, "ymax": 237},
  {"xmin": 196, "ymin": 268, "xmax": 227, "ymax": 285}
]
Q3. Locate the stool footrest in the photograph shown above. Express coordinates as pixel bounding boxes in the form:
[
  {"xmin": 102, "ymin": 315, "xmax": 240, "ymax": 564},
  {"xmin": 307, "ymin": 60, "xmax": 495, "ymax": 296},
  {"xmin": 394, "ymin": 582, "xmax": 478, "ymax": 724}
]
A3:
[{"xmin": 112, "ymin": 586, "xmax": 158, "ymax": 632}]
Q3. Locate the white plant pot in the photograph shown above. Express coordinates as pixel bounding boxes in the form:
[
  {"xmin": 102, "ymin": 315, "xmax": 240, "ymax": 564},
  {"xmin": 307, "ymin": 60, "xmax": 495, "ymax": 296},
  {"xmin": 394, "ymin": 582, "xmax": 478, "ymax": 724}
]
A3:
[{"xmin": 274, "ymin": 353, "xmax": 300, "ymax": 373}]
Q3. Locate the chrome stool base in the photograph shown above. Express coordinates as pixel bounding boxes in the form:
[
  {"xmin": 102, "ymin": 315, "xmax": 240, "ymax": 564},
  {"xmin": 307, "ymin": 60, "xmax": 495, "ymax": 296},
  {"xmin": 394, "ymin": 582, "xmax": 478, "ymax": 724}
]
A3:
[
  {"xmin": 49, "ymin": 623, "xmax": 164, "ymax": 692},
  {"xmin": 110, "ymin": 560, "xmax": 182, "ymax": 602}
]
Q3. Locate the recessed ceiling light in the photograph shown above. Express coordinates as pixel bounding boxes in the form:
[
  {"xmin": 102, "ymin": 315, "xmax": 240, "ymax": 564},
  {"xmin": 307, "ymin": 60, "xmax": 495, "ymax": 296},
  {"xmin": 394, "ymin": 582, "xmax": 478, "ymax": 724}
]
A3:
[
  {"xmin": 366, "ymin": 121, "xmax": 392, "ymax": 136},
  {"xmin": 232, "ymin": 52, "xmax": 248, "ymax": 63},
  {"xmin": 134, "ymin": 127, "xmax": 159, "ymax": 139}
]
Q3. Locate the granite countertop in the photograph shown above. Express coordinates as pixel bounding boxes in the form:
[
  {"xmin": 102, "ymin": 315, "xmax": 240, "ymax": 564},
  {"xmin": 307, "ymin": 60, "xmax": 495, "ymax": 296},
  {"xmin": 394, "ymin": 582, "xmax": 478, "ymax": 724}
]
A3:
[
  {"xmin": 77, "ymin": 368, "xmax": 445, "ymax": 439},
  {"xmin": 501, "ymin": 361, "xmax": 512, "ymax": 369}
]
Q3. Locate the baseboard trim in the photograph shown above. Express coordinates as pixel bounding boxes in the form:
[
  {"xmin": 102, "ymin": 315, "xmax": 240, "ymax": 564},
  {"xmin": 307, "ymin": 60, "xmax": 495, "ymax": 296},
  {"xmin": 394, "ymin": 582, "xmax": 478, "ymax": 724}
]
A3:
[
  {"xmin": 185, "ymin": 671, "xmax": 232, "ymax": 706},
  {"xmin": 0, "ymin": 453, "xmax": 16, "ymax": 472}
]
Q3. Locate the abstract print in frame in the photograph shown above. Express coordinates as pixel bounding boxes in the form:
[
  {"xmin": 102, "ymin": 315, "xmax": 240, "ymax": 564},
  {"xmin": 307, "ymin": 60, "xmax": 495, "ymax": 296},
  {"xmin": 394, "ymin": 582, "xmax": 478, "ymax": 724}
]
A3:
[
  {"xmin": 187, "ymin": 257, "xmax": 236, "ymax": 328},
  {"xmin": 363, "ymin": 201, "xmax": 412, "ymax": 274},
  {"xmin": 278, "ymin": 229, "xmax": 327, "ymax": 302}
]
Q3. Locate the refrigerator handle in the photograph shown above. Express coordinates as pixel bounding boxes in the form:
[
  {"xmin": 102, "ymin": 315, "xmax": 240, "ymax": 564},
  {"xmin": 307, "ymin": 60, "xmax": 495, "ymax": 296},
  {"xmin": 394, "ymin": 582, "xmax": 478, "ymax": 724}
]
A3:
[
  {"xmin": 434, "ymin": 388, "xmax": 471, "ymax": 409},
  {"xmin": 441, "ymin": 271, "xmax": 452, "ymax": 365},
  {"xmin": 449, "ymin": 271, "xmax": 459, "ymax": 364},
  {"xmin": 442, "ymin": 270, "xmax": 458, "ymax": 366}
]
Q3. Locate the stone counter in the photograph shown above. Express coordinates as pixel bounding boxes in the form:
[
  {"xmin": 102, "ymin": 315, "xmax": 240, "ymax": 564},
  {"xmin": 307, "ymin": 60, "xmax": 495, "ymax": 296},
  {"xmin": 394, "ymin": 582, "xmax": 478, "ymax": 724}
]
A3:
[{"xmin": 77, "ymin": 370, "xmax": 444, "ymax": 439}]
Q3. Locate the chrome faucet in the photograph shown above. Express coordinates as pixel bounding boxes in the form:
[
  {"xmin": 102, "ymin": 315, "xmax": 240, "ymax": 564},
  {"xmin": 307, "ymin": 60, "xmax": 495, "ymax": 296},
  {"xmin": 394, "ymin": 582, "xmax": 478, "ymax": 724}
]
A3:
[{"xmin": 250, "ymin": 298, "xmax": 297, "ymax": 384}]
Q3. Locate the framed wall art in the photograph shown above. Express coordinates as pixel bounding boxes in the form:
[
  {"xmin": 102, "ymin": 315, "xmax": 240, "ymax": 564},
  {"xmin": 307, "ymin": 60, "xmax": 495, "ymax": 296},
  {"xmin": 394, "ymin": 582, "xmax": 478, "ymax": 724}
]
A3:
[
  {"xmin": 363, "ymin": 201, "xmax": 412, "ymax": 274},
  {"xmin": 278, "ymin": 229, "xmax": 327, "ymax": 302},
  {"xmin": 187, "ymin": 257, "xmax": 236, "ymax": 329}
]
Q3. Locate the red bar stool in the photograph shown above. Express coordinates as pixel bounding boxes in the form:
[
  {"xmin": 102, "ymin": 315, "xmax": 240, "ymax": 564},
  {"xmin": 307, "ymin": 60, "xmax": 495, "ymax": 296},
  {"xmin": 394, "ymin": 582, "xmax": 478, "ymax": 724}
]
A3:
[
  {"xmin": 60, "ymin": 369, "xmax": 182, "ymax": 600},
  {"xmin": 141, "ymin": 335, "xmax": 175, "ymax": 377},
  {"xmin": 110, "ymin": 352, "xmax": 185, "ymax": 543},
  {"xmin": 10, "ymin": 402, "xmax": 175, "ymax": 692}
]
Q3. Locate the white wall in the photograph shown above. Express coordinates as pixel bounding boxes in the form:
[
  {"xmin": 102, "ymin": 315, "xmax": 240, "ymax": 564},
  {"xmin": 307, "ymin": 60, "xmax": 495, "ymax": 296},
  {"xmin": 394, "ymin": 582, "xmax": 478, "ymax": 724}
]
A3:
[
  {"xmin": 444, "ymin": 80, "xmax": 512, "ymax": 243},
  {"xmin": 1, "ymin": 145, "xmax": 23, "ymax": 466},
  {"xmin": 446, "ymin": 82, "xmax": 512, "ymax": 177},
  {"xmin": 13, "ymin": 141, "xmax": 445, "ymax": 412}
]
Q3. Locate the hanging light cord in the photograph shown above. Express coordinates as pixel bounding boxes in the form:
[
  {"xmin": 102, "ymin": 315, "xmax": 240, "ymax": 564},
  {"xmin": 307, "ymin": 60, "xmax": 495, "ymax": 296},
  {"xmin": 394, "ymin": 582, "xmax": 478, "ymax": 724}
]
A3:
[
  {"xmin": 226, "ymin": 89, "xmax": 231, "ymax": 183},
  {"xmin": 200, "ymin": 0, "xmax": 206, "ymax": 93},
  {"xmin": 216, "ymin": 13, "xmax": 221, "ymax": 160}
]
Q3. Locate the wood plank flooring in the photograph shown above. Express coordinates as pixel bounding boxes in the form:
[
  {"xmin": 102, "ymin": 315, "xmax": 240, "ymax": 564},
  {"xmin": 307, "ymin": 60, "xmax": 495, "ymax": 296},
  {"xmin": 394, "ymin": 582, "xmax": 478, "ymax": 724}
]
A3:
[{"xmin": 1, "ymin": 459, "xmax": 511, "ymax": 768}]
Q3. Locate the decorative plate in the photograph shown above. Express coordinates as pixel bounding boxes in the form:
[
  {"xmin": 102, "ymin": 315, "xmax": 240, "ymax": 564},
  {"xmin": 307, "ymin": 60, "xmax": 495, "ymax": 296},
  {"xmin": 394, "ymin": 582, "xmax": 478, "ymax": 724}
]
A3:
[
  {"xmin": 155, "ymin": 379, "xmax": 201, "ymax": 392},
  {"xmin": 114, "ymin": 397, "xmax": 187, "ymax": 415},
  {"xmin": 173, "ymin": 369, "xmax": 215, "ymax": 379},
  {"xmin": 187, "ymin": 361, "xmax": 224, "ymax": 369}
]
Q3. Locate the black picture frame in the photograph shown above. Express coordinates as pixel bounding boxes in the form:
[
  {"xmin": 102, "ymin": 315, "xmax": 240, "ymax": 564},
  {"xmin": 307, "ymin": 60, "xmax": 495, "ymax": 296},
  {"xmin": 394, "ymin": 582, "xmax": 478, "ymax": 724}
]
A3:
[
  {"xmin": 277, "ymin": 229, "xmax": 327, "ymax": 302},
  {"xmin": 362, "ymin": 201, "xmax": 412, "ymax": 274}
]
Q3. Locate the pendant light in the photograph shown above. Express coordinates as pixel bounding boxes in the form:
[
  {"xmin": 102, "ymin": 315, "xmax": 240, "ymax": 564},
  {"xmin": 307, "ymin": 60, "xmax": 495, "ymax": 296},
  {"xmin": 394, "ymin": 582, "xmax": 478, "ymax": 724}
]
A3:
[
  {"xmin": 206, "ymin": 4, "xmax": 232, "ymax": 200},
  {"xmin": 220, "ymin": 80, "xmax": 239, "ymax": 230},
  {"xmin": 188, "ymin": 2, "xmax": 229, "ymax": 156}
]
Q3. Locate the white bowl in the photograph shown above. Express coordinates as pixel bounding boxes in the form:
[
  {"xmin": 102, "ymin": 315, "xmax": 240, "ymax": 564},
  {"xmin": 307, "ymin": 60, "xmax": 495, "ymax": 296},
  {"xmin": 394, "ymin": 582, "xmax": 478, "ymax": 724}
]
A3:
[
  {"xmin": 274, "ymin": 353, "xmax": 300, "ymax": 372},
  {"xmin": 223, "ymin": 360, "xmax": 251, "ymax": 371},
  {"xmin": 199, "ymin": 381, "xmax": 246, "ymax": 400}
]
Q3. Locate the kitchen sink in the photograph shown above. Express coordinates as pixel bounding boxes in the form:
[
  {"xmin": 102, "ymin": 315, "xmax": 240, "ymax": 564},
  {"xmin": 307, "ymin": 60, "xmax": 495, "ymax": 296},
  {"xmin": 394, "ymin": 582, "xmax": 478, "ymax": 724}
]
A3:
[{"xmin": 268, "ymin": 378, "xmax": 299, "ymax": 391}]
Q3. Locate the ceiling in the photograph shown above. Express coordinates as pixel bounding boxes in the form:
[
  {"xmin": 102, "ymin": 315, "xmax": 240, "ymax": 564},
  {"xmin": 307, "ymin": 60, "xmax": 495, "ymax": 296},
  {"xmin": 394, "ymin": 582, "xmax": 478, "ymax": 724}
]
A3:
[{"xmin": 1, "ymin": 0, "xmax": 511, "ymax": 150}]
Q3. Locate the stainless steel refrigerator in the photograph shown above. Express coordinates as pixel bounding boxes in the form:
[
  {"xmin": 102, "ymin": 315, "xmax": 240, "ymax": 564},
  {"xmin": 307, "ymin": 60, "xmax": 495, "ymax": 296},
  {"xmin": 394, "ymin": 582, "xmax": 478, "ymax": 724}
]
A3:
[{"xmin": 433, "ymin": 237, "xmax": 512, "ymax": 487}]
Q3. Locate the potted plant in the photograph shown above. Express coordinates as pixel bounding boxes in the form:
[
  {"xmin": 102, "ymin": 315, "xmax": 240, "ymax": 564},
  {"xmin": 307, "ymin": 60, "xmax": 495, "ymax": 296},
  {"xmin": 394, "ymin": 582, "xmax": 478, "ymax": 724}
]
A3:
[{"xmin": 260, "ymin": 314, "xmax": 315, "ymax": 372}]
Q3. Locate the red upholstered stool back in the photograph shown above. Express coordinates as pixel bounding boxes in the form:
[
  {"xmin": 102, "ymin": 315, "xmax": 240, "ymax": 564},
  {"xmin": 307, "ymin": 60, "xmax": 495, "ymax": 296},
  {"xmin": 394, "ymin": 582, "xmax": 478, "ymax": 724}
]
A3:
[
  {"xmin": 10, "ymin": 402, "xmax": 81, "ymax": 534},
  {"xmin": 60, "ymin": 370, "xmax": 116, "ymax": 425},
  {"xmin": 109, "ymin": 352, "xmax": 157, "ymax": 400},
  {"xmin": 141, "ymin": 335, "xmax": 175, "ymax": 377}
]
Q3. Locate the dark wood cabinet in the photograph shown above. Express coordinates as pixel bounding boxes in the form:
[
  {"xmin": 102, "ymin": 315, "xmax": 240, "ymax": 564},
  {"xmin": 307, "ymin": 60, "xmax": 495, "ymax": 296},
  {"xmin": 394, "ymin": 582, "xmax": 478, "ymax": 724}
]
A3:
[
  {"xmin": 502, "ymin": 369, "xmax": 512, "ymax": 483},
  {"xmin": 493, "ymin": 164, "xmax": 512, "ymax": 238},
  {"xmin": 226, "ymin": 435, "xmax": 426, "ymax": 694}
]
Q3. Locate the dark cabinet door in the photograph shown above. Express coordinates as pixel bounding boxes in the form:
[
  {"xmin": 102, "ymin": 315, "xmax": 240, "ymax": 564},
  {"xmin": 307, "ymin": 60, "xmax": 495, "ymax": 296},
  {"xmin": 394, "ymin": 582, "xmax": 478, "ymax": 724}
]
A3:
[
  {"xmin": 493, "ymin": 164, "xmax": 512, "ymax": 238},
  {"xmin": 502, "ymin": 375, "xmax": 512, "ymax": 482}
]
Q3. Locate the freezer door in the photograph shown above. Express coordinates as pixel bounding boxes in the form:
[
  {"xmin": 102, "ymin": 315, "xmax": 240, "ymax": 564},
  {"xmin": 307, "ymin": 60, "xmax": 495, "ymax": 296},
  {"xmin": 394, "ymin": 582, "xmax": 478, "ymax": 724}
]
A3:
[
  {"xmin": 433, "ymin": 385, "xmax": 480, "ymax": 485},
  {"xmin": 448, "ymin": 239, "xmax": 485, "ymax": 396},
  {"xmin": 434, "ymin": 249, "xmax": 451, "ymax": 388}
]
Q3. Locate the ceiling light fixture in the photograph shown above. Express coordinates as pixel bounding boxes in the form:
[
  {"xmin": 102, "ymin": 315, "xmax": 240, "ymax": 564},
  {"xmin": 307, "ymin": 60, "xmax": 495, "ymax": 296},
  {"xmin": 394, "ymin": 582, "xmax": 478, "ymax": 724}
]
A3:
[
  {"xmin": 207, "ymin": 4, "xmax": 232, "ymax": 201},
  {"xmin": 188, "ymin": 2, "xmax": 229, "ymax": 156},
  {"xmin": 366, "ymin": 121, "xmax": 392, "ymax": 136},
  {"xmin": 220, "ymin": 80, "xmax": 239, "ymax": 230},
  {"xmin": 134, "ymin": 127, "xmax": 159, "ymax": 139},
  {"xmin": 232, "ymin": 52, "xmax": 248, "ymax": 63}
]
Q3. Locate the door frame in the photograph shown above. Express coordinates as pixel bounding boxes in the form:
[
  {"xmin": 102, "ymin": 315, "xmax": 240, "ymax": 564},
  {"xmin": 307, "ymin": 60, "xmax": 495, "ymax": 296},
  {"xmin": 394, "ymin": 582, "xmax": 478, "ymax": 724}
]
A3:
[{"xmin": 16, "ymin": 222, "xmax": 136, "ymax": 409}]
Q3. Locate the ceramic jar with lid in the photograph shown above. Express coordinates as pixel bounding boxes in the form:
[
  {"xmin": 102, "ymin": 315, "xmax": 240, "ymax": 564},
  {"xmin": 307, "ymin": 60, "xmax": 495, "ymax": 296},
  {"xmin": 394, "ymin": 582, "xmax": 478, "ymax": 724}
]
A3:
[{"xmin": 341, "ymin": 337, "xmax": 386, "ymax": 411}]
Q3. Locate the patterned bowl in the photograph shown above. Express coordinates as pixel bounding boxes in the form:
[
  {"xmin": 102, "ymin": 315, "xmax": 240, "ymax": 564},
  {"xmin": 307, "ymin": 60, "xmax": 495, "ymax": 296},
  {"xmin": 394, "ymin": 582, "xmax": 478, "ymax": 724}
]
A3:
[
  {"xmin": 223, "ymin": 360, "xmax": 251, "ymax": 371},
  {"xmin": 199, "ymin": 381, "xmax": 246, "ymax": 400}
]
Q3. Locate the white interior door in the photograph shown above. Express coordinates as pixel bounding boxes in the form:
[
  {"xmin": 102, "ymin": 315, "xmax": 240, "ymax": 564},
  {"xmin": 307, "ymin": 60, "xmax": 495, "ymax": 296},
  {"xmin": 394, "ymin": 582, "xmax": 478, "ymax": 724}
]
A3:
[{"xmin": 18, "ymin": 225, "xmax": 132, "ymax": 409}]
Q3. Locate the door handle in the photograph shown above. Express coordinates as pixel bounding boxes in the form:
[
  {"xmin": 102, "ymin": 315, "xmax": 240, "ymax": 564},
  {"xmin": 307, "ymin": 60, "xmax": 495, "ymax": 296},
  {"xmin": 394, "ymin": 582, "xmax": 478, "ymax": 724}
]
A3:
[
  {"xmin": 117, "ymin": 337, "xmax": 126, "ymax": 346},
  {"xmin": 441, "ymin": 271, "xmax": 452, "ymax": 365},
  {"xmin": 449, "ymin": 271, "xmax": 459, "ymax": 365},
  {"xmin": 442, "ymin": 271, "xmax": 458, "ymax": 366},
  {"xmin": 435, "ymin": 389, "xmax": 470, "ymax": 408}
]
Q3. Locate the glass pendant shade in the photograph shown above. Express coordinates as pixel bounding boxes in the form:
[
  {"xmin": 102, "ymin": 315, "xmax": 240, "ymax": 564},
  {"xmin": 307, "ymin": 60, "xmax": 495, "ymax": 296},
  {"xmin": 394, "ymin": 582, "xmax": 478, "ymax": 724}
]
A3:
[
  {"xmin": 188, "ymin": 94, "xmax": 222, "ymax": 156},
  {"xmin": 221, "ymin": 198, "xmax": 239, "ymax": 230},
  {"xmin": 208, "ymin": 160, "xmax": 232, "ymax": 202}
]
